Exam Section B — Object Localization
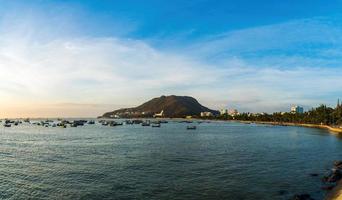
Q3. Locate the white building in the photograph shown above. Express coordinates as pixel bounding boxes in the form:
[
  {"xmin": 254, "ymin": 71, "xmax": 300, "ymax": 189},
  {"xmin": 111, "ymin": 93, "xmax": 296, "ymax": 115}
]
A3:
[
  {"xmin": 291, "ymin": 105, "xmax": 304, "ymax": 114},
  {"xmin": 153, "ymin": 110, "xmax": 164, "ymax": 118},
  {"xmin": 200, "ymin": 112, "xmax": 213, "ymax": 117},
  {"xmin": 220, "ymin": 109, "xmax": 228, "ymax": 115}
]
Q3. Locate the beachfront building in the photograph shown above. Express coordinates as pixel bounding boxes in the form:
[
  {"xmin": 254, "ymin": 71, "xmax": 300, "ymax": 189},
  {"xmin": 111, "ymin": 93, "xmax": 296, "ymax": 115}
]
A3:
[
  {"xmin": 153, "ymin": 110, "xmax": 164, "ymax": 118},
  {"xmin": 228, "ymin": 109, "xmax": 239, "ymax": 116},
  {"xmin": 200, "ymin": 112, "xmax": 213, "ymax": 117},
  {"xmin": 220, "ymin": 109, "xmax": 228, "ymax": 115},
  {"xmin": 291, "ymin": 105, "xmax": 304, "ymax": 114}
]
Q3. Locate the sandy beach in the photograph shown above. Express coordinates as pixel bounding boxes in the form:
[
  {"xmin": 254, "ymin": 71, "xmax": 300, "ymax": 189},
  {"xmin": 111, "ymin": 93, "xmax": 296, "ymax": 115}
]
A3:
[
  {"xmin": 236, "ymin": 121, "xmax": 342, "ymax": 134},
  {"xmin": 326, "ymin": 180, "xmax": 342, "ymax": 200}
]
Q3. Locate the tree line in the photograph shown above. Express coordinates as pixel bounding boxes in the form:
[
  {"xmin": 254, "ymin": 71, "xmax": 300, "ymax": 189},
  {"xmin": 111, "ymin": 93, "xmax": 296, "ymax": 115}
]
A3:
[{"xmin": 214, "ymin": 101, "xmax": 342, "ymax": 126}]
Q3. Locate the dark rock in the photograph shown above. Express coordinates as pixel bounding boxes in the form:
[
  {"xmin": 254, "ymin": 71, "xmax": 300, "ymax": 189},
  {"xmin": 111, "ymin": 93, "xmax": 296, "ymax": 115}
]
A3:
[
  {"xmin": 334, "ymin": 160, "xmax": 342, "ymax": 169},
  {"xmin": 323, "ymin": 169, "xmax": 342, "ymax": 183},
  {"xmin": 321, "ymin": 185, "xmax": 335, "ymax": 190}
]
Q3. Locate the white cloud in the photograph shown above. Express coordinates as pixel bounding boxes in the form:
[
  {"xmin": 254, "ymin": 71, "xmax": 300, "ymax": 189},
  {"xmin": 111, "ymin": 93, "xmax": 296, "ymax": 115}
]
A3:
[{"xmin": 0, "ymin": 12, "xmax": 342, "ymax": 117}]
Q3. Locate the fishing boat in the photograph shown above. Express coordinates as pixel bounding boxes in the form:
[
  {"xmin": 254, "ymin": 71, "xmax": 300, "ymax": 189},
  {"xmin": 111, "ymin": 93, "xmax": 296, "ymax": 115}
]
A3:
[
  {"xmin": 152, "ymin": 123, "xmax": 161, "ymax": 128},
  {"xmin": 141, "ymin": 121, "xmax": 150, "ymax": 126},
  {"xmin": 186, "ymin": 126, "xmax": 196, "ymax": 130},
  {"xmin": 4, "ymin": 124, "xmax": 11, "ymax": 127},
  {"xmin": 88, "ymin": 120, "xmax": 95, "ymax": 124}
]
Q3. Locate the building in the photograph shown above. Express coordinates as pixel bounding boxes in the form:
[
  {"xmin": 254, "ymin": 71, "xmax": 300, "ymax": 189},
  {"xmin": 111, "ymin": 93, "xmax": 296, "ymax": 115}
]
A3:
[
  {"xmin": 200, "ymin": 112, "xmax": 213, "ymax": 117},
  {"xmin": 228, "ymin": 109, "xmax": 239, "ymax": 116},
  {"xmin": 153, "ymin": 110, "xmax": 164, "ymax": 118},
  {"xmin": 220, "ymin": 109, "xmax": 228, "ymax": 115},
  {"xmin": 291, "ymin": 105, "xmax": 304, "ymax": 114}
]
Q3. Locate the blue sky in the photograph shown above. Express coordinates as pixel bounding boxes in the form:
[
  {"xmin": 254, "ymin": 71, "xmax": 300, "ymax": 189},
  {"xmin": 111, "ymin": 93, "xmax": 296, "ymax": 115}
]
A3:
[{"xmin": 0, "ymin": 0, "xmax": 342, "ymax": 117}]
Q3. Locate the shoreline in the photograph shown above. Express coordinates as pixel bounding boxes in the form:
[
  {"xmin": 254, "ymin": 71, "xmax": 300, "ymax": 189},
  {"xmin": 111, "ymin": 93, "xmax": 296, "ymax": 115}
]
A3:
[
  {"xmin": 234, "ymin": 120, "xmax": 342, "ymax": 134},
  {"xmin": 234, "ymin": 120, "xmax": 342, "ymax": 200},
  {"xmin": 326, "ymin": 180, "xmax": 342, "ymax": 200}
]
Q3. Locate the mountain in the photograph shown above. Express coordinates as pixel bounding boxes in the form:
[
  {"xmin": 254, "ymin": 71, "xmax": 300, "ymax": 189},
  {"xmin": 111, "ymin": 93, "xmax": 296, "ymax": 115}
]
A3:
[{"xmin": 102, "ymin": 95, "xmax": 219, "ymax": 118}]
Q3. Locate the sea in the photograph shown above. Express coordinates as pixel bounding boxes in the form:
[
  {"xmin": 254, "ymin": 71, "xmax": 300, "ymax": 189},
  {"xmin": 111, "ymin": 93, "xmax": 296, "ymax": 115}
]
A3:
[{"xmin": 0, "ymin": 120, "xmax": 341, "ymax": 200}]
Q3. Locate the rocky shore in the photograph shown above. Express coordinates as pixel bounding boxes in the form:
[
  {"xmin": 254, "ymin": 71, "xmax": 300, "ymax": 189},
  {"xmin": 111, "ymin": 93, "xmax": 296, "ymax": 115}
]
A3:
[
  {"xmin": 324, "ymin": 161, "xmax": 342, "ymax": 200},
  {"xmin": 282, "ymin": 161, "xmax": 342, "ymax": 200},
  {"xmin": 326, "ymin": 180, "xmax": 342, "ymax": 200},
  {"xmin": 235, "ymin": 120, "xmax": 342, "ymax": 200}
]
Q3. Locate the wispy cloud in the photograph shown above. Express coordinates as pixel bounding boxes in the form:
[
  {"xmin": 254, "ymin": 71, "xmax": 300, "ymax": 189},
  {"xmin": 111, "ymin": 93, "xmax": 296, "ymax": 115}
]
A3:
[{"xmin": 0, "ymin": 8, "xmax": 341, "ymax": 117}]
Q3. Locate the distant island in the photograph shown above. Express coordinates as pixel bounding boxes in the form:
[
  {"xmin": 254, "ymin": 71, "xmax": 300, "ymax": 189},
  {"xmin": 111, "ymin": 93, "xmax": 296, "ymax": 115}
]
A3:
[{"xmin": 102, "ymin": 95, "xmax": 219, "ymax": 118}]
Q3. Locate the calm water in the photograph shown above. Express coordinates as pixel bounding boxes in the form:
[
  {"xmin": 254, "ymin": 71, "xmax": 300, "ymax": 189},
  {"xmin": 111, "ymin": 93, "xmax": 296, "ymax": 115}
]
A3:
[{"xmin": 0, "ymin": 120, "xmax": 342, "ymax": 200}]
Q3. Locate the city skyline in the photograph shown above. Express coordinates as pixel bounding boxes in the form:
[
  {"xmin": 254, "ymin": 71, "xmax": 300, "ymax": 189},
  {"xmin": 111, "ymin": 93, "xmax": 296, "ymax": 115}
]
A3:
[{"xmin": 1, "ymin": 0, "xmax": 342, "ymax": 117}]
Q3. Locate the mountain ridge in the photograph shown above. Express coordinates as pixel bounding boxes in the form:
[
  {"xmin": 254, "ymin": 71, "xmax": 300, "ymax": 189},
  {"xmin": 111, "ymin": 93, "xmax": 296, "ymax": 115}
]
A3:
[{"xmin": 102, "ymin": 95, "xmax": 219, "ymax": 118}]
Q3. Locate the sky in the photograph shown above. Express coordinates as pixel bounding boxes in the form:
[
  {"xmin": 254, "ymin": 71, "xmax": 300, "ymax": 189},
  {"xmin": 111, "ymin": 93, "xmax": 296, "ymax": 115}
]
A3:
[{"xmin": 0, "ymin": 0, "xmax": 342, "ymax": 117}]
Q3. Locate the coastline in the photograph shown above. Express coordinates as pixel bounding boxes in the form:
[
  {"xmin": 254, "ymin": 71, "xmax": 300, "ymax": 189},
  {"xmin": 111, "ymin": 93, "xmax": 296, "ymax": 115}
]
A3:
[
  {"xmin": 326, "ymin": 180, "xmax": 342, "ymax": 200},
  {"xmin": 235, "ymin": 120, "xmax": 342, "ymax": 134},
  {"xmin": 234, "ymin": 120, "xmax": 342, "ymax": 200}
]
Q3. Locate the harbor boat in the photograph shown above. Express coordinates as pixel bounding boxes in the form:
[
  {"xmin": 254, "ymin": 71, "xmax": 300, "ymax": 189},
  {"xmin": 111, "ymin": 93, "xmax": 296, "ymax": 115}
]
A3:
[
  {"xmin": 133, "ymin": 120, "xmax": 143, "ymax": 124},
  {"xmin": 186, "ymin": 126, "xmax": 196, "ymax": 130},
  {"xmin": 4, "ymin": 124, "xmax": 11, "ymax": 127},
  {"xmin": 109, "ymin": 121, "xmax": 118, "ymax": 126},
  {"xmin": 73, "ymin": 120, "xmax": 85, "ymax": 126},
  {"xmin": 88, "ymin": 120, "xmax": 95, "ymax": 124},
  {"xmin": 141, "ymin": 121, "xmax": 150, "ymax": 126},
  {"xmin": 152, "ymin": 123, "xmax": 161, "ymax": 128},
  {"xmin": 125, "ymin": 120, "xmax": 133, "ymax": 125}
]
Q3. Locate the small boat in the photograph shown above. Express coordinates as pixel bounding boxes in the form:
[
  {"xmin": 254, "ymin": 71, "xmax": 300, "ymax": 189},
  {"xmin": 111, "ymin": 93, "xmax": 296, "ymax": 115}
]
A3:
[
  {"xmin": 109, "ymin": 121, "xmax": 120, "ymax": 126},
  {"xmin": 142, "ymin": 121, "xmax": 150, "ymax": 126},
  {"xmin": 133, "ymin": 120, "xmax": 143, "ymax": 124},
  {"xmin": 152, "ymin": 124, "xmax": 161, "ymax": 128},
  {"xmin": 125, "ymin": 120, "xmax": 133, "ymax": 125},
  {"xmin": 187, "ymin": 126, "xmax": 196, "ymax": 130},
  {"xmin": 4, "ymin": 124, "xmax": 11, "ymax": 127}
]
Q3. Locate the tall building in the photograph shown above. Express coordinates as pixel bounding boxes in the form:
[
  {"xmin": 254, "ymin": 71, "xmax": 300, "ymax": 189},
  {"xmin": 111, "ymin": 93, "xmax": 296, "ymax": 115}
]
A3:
[
  {"xmin": 291, "ymin": 105, "xmax": 304, "ymax": 114},
  {"xmin": 220, "ymin": 109, "xmax": 228, "ymax": 115}
]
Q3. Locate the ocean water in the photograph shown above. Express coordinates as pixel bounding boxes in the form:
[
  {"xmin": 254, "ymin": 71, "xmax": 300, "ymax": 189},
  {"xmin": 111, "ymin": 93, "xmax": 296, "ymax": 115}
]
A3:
[{"xmin": 0, "ymin": 120, "xmax": 342, "ymax": 200}]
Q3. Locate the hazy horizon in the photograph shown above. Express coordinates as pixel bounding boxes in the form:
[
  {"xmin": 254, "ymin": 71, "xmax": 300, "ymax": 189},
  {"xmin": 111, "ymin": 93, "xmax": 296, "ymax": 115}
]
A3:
[{"xmin": 1, "ymin": 0, "xmax": 342, "ymax": 118}]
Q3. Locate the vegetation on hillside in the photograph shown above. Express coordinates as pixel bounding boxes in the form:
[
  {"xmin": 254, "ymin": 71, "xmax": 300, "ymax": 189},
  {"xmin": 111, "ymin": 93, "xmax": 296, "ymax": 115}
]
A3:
[{"xmin": 103, "ymin": 95, "xmax": 219, "ymax": 118}]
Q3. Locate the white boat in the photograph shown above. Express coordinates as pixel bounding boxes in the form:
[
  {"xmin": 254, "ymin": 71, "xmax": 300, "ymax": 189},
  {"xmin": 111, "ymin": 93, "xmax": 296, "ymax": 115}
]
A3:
[{"xmin": 152, "ymin": 124, "xmax": 161, "ymax": 128}]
